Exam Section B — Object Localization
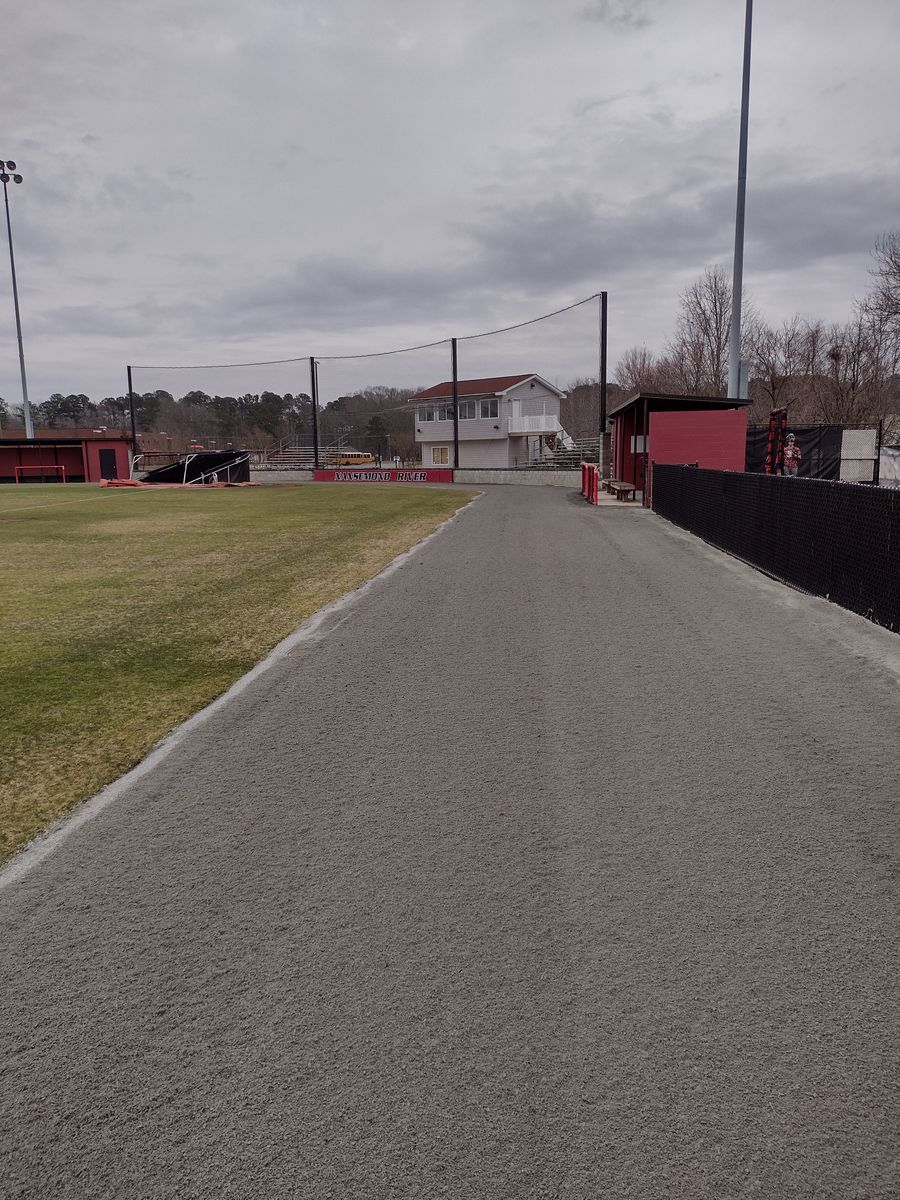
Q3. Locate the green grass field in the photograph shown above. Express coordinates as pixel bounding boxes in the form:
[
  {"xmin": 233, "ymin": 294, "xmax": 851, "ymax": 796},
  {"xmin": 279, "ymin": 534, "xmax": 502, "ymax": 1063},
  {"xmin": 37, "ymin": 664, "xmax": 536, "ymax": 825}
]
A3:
[{"xmin": 0, "ymin": 482, "xmax": 473, "ymax": 862}]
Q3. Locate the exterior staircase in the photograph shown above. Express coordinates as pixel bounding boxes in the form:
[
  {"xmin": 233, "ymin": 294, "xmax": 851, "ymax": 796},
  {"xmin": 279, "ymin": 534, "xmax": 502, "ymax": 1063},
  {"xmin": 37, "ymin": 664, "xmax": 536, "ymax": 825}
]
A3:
[{"xmin": 519, "ymin": 436, "xmax": 601, "ymax": 470}]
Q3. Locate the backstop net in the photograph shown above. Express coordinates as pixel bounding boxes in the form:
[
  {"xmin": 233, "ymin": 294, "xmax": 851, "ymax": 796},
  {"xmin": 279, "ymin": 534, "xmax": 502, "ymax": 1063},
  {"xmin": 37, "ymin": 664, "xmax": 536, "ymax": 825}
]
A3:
[{"xmin": 127, "ymin": 293, "xmax": 604, "ymax": 473}]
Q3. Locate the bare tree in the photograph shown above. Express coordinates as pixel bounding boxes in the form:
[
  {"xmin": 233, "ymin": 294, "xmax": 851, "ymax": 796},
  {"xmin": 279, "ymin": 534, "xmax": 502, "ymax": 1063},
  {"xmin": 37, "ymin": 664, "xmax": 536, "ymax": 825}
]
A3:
[
  {"xmin": 799, "ymin": 312, "xmax": 898, "ymax": 424},
  {"xmin": 869, "ymin": 231, "xmax": 900, "ymax": 333},
  {"xmin": 666, "ymin": 265, "xmax": 733, "ymax": 395},
  {"xmin": 746, "ymin": 315, "xmax": 808, "ymax": 419},
  {"xmin": 615, "ymin": 346, "xmax": 678, "ymax": 394}
]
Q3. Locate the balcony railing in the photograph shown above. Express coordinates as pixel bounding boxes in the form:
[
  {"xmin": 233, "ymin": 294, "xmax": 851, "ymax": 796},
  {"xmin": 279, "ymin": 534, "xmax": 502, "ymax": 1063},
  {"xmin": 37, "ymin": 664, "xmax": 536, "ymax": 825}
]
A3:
[{"xmin": 507, "ymin": 415, "xmax": 562, "ymax": 435}]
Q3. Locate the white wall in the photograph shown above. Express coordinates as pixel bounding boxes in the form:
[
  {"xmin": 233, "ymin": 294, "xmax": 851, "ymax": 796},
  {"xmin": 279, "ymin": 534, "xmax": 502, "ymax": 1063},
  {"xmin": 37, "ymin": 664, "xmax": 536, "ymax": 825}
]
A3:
[
  {"xmin": 457, "ymin": 439, "xmax": 515, "ymax": 468},
  {"xmin": 421, "ymin": 439, "xmax": 515, "ymax": 468},
  {"xmin": 420, "ymin": 442, "xmax": 453, "ymax": 467},
  {"xmin": 506, "ymin": 379, "xmax": 562, "ymax": 419},
  {"xmin": 454, "ymin": 469, "xmax": 580, "ymax": 486}
]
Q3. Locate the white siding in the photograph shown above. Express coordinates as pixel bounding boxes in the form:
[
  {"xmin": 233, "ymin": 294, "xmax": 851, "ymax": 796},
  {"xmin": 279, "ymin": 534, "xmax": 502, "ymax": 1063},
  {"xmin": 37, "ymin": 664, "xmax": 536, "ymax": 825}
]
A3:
[
  {"xmin": 456, "ymin": 439, "xmax": 516, "ymax": 468},
  {"xmin": 506, "ymin": 380, "xmax": 562, "ymax": 420},
  {"xmin": 420, "ymin": 439, "xmax": 517, "ymax": 468},
  {"xmin": 420, "ymin": 442, "xmax": 452, "ymax": 467}
]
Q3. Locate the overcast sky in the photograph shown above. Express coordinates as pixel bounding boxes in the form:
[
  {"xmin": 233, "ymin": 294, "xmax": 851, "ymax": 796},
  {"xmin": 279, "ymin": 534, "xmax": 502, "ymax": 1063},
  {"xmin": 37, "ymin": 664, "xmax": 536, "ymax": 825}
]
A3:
[{"xmin": 3, "ymin": 0, "xmax": 899, "ymax": 405}]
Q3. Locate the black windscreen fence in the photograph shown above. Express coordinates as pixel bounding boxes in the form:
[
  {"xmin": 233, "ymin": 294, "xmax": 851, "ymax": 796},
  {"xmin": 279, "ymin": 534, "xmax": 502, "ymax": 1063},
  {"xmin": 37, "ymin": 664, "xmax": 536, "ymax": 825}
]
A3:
[{"xmin": 652, "ymin": 466, "xmax": 900, "ymax": 632}]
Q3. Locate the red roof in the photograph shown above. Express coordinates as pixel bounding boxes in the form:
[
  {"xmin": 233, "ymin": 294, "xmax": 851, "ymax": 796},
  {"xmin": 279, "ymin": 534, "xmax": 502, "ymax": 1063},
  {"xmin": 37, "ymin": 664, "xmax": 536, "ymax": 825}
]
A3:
[{"xmin": 412, "ymin": 375, "xmax": 534, "ymax": 401}]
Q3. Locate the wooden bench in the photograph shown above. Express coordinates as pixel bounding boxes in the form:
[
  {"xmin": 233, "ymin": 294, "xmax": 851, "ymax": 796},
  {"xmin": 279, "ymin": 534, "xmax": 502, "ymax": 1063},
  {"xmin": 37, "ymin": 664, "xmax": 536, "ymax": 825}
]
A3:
[{"xmin": 608, "ymin": 480, "xmax": 636, "ymax": 502}]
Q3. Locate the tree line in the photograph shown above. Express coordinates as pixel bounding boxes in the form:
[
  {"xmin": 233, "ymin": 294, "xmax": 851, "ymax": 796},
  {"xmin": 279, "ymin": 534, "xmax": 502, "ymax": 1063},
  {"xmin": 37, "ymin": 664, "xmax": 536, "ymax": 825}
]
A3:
[
  {"xmin": 615, "ymin": 234, "xmax": 900, "ymax": 432},
  {"xmin": 3, "ymin": 232, "xmax": 898, "ymax": 447},
  {"xmin": 0, "ymin": 389, "xmax": 316, "ymax": 448}
]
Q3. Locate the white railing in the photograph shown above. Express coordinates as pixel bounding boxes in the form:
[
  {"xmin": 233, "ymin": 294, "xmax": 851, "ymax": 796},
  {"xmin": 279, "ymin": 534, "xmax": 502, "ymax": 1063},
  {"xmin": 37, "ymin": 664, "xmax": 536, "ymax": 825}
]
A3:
[{"xmin": 507, "ymin": 415, "xmax": 562, "ymax": 435}]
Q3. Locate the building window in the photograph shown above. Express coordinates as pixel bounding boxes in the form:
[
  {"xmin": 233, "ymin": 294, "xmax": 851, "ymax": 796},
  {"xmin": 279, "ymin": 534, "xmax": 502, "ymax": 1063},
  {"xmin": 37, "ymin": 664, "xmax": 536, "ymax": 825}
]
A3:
[
  {"xmin": 458, "ymin": 400, "xmax": 476, "ymax": 420},
  {"xmin": 438, "ymin": 404, "xmax": 454, "ymax": 421},
  {"xmin": 432, "ymin": 446, "xmax": 449, "ymax": 465},
  {"xmin": 480, "ymin": 398, "xmax": 499, "ymax": 419},
  {"xmin": 418, "ymin": 406, "xmax": 435, "ymax": 422}
]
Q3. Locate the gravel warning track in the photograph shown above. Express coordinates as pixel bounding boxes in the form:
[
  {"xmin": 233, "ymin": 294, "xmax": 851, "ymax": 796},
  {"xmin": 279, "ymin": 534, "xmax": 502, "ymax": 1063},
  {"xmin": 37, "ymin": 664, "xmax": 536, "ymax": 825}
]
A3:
[{"xmin": 3, "ymin": 486, "xmax": 900, "ymax": 1199}]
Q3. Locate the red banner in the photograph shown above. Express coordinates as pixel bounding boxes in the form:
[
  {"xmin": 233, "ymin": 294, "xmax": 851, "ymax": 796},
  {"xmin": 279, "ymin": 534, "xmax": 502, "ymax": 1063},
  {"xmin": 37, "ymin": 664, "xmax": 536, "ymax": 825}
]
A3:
[{"xmin": 313, "ymin": 468, "xmax": 454, "ymax": 483}]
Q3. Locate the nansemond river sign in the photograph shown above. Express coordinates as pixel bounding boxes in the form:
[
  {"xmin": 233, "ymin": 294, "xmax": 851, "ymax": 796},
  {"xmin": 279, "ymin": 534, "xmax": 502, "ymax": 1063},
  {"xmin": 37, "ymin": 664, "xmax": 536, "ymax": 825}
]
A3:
[{"xmin": 313, "ymin": 469, "xmax": 454, "ymax": 483}]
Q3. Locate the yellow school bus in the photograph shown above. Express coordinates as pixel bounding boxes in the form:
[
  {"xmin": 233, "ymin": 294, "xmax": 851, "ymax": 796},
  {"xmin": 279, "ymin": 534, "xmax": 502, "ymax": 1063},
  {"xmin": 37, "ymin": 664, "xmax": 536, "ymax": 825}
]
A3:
[{"xmin": 326, "ymin": 451, "xmax": 376, "ymax": 466}]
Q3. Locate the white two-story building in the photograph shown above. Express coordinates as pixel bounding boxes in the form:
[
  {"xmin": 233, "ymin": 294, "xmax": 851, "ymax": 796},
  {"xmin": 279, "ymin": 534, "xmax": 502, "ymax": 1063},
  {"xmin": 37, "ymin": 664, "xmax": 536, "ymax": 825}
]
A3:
[{"xmin": 412, "ymin": 374, "xmax": 570, "ymax": 468}]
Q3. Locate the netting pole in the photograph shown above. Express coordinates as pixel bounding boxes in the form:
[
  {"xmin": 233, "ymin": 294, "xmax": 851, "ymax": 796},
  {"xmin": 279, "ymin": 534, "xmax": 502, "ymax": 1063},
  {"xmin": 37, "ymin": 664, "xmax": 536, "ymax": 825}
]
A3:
[
  {"xmin": 451, "ymin": 337, "xmax": 459, "ymax": 470},
  {"xmin": 599, "ymin": 291, "xmax": 608, "ymax": 478},
  {"xmin": 309, "ymin": 357, "xmax": 320, "ymax": 470},
  {"xmin": 127, "ymin": 365, "xmax": 138, "ymax": 457}
]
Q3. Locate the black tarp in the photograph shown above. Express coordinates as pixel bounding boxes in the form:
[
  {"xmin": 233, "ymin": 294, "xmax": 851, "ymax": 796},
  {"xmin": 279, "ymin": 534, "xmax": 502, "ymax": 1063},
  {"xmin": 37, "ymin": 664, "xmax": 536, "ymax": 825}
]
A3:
[
  {"xmin": 745, "ymin": 424, "xmax": 842, "ymax": 479},
  {"xmin": 140, "ymin": 450, "xmax": 251, "ymax": 484}
]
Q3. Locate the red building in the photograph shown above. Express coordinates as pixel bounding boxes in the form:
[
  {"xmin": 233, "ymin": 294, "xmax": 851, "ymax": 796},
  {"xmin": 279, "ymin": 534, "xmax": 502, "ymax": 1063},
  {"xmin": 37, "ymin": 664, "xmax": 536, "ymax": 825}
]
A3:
[
  {"xmin": 609, "ymin": 393, "xmax": 749, "ymax": 505},
  {"xmin": 0, "ymin": 428, "xmax": 132, "ymax": 484}
]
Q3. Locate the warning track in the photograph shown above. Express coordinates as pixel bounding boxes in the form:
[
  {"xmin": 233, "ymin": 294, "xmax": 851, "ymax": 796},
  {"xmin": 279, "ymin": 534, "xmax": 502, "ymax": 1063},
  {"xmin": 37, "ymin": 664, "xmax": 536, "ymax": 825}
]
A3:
[{"xmin": 2, "ymin": 486, "xmax": 899, "ymax": 1198}]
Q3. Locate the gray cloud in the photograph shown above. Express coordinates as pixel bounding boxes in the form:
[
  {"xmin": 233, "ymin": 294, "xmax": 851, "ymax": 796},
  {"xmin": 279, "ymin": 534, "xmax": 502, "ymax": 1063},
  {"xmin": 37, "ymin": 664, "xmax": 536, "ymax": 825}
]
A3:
[
  {"xmin": 2, "ymin": 0, "xmax": 898, "ymax": 402},
  {"xmin": 745, "ymin": 173, "xmax": 899, "ymax": 270},
  {"xmin": 581, "ymin": 0, "xmax": 658, "ymax": 30}
]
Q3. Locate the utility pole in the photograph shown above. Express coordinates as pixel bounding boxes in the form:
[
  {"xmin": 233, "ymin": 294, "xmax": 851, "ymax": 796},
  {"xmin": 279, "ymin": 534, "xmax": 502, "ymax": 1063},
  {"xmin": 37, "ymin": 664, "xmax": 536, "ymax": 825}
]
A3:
[
  {"xmin": 1, "ymin": 160, "xmax": 32, "ymax": 437},
  {"xmin": 727, "ymin": 0, "xmax": 753, "ymax": 400}
]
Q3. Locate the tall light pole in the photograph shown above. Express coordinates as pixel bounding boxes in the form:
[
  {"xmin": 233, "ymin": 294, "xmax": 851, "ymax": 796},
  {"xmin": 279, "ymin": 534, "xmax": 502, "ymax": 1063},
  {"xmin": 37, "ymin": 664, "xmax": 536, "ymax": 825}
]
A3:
[
  {"xmin": 1, "ymin": 160, "xmax": 33, "ymax": 437},
  {"xmin": 727, "ymin": 0, "xmax": 753, "ymax": 400}
]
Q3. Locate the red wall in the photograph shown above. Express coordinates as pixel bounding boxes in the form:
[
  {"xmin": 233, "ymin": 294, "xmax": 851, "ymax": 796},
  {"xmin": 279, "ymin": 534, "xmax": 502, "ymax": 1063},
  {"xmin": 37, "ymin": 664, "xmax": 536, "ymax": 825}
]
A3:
[
  {"xmin": 0, "ymin": 439, "xmax": 130, "ymax": 483},
  {"xmin": 84, "ymin": 440, "xmax": 130, "ymax": 481},
  {"xmin": 648, "ymin": 409, "xmax": 747, "ymax": 502}
]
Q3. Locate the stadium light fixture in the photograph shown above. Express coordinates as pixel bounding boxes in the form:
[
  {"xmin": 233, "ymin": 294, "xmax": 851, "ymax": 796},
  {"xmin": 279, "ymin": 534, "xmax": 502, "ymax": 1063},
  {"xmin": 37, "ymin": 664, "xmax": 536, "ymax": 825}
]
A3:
[{"xmin": 1, "ymin": 159, "xmax": 33, "ymax": 438}]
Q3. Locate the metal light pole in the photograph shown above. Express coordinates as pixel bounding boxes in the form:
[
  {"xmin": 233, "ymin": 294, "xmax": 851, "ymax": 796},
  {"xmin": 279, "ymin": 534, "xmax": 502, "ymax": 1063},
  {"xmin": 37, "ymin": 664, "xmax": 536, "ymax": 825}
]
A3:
[
  {"xmin": 727, "ymin": 0, "xmax": 753, "ymax": 400},
  {"xmin": 1, "ymin": 160, "xmax": 33, "ymax": 438},
  {"xmin": 599, "ymin": 290, "xmax": 608, "ymax": 476}
]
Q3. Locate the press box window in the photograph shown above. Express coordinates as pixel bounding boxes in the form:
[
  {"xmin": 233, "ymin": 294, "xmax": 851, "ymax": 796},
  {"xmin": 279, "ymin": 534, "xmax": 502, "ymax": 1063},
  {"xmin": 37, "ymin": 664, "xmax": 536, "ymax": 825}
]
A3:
[
  {"xmin": 480, "ymin": 398, "xmax": 499, "ymax": 419},
  {"xmin": 418, "ymin": 406, "xmax": 435, "ymax": 422},
  {"xmin": 432, "ymin": 447, "xmax": 449, "ymax": 465},
  {"xmin": 458, "ymin": 400, "xmax": 476, "ymax": 420}
]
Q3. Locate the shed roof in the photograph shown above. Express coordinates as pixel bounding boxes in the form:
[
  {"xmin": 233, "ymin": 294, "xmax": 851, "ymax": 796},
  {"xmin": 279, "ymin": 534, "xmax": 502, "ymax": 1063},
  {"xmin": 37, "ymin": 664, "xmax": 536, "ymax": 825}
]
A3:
[
  {"xmin": 0, "ymin": 427, "xmax": 132, "ymax": 443},
  {"xmin": 608, "ymin": 392, "xmax": 750, "ymax": 420}
]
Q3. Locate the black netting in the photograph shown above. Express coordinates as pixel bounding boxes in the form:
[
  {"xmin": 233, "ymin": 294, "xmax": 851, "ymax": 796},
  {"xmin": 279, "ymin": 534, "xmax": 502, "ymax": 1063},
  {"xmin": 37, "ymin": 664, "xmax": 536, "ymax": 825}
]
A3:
[{"xmin": 652, "ymin": 466, "xmax": 900, "ymax": 632}]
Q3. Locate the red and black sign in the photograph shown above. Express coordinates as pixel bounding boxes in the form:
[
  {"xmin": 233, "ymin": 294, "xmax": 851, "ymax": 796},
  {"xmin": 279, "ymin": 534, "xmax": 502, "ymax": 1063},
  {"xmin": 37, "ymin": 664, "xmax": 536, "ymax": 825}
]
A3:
[{"xmin": 313, "ymin": 468, "xmax": 454, "ymax": 483}]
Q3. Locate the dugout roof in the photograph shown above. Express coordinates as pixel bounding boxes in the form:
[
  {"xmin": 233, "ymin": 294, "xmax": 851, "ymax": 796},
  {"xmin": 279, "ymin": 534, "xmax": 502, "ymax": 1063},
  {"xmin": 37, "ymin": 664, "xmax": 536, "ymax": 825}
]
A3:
[{"xmin": 608, "ymin": 392, "xmax": 750, "ymax": 420}]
